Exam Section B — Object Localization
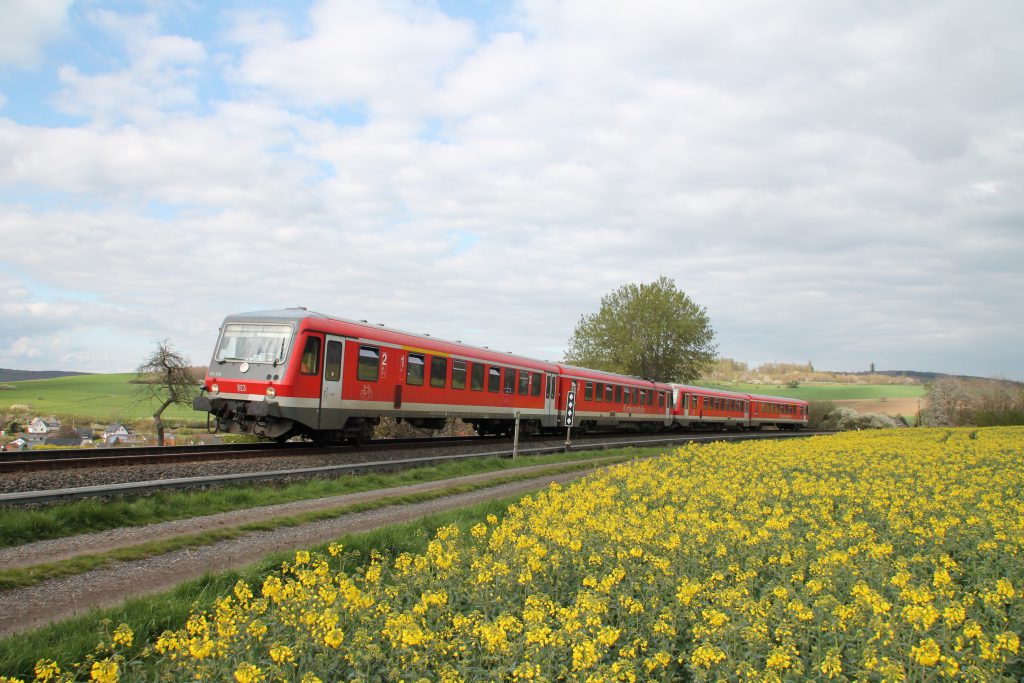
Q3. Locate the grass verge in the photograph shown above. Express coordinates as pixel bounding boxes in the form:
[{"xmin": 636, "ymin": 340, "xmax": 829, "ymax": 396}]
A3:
[
  {"xmin": 0, "ymin": 446, "xmax": 662, "ymax": 548},
  {"xmin": 0, "ymin": 494, "xmax": 524, "ymax": 680},
  {"xmin": 0, "ymin": 456, "xmax": 631, "ymax": 590}
]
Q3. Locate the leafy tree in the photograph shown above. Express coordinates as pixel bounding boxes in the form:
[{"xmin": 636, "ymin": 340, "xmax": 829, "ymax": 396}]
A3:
[
  {"xmin": 136, "ymin": 340, "xmax": 199, "ymax": 446},
  {"xmin": 564, "ymin": 276, "xmax": 717, "ymax": 382}
]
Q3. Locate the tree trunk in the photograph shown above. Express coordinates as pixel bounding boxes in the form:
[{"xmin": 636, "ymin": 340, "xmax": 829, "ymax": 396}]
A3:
[{"xmin": 153, "ymin": 399, "xmax": 173, "ymax": 446}]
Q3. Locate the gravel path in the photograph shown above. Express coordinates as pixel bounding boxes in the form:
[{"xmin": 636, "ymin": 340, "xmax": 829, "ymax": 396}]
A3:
[{"xmin": 0, "ymin": 463, "xmax": 609, "ymax": 638}]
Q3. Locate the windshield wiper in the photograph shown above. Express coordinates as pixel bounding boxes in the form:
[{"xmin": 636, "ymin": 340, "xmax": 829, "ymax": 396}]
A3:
[{"xmin": 272, "ymin": 338, "xmax": 286, "ymax": 367}]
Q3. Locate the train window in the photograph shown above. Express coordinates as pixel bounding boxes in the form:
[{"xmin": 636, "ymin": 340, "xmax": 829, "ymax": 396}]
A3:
[
  {"xmin": 504, "ymin": 368, "xmax": 516, "ymax": 393},
  {"xmin": 407, "ymin": 353, "xmax": 425, "ymax": 386},
  {"xmin": 518, "ymin": 371, "xmax": 530, "ymax": 395},
  {"xmin": 615, "ymin": 386, "xmax": 622, "ymax": 403},
  {"xmin": 299, "ymin": 337, "xmax": 320, "ymax": 375},
  {"xmin": 648, "ymin": 390, "xmax": 654, "ymax": 406},
  {"xmin": 658, "ymin": 392, "xmax": 665, "ymax": 407},
  {"xmin": 452, "ymin": 360, "xmax": 467, "ymax": 389},
  {"xmin": 488, "ymin": 367, "xmax": 501, "ymax": 392},
  {"xmin": 584, "ymin": 382, "xmax": 593, "ymax": 401},
  {"xmin": 632, "ymin": 388, "xmax": 639, "ymax": 405},
  {"xmin": 704, "ymin": 396, "xmax": 711, "ymax": 409},
  {"xmin": 594, "ymin": 382, "xmax": 602, "ymax": 402},
  {"xmin": 603, "ymin": 384, "xmax": 611, "ymax": 401},
  {"xmin": 471, "ymin": 363, "xmax": 485, "ymax": 391},
  {"xmin": 622, "ymin": 387, "xmax": 629, "ymax": 404},
  {"xmin": 357, "ymin": 345, "xmax": 380, "ymax": 381},
  {"xmin": 325, "ymin": 340, "xmax": 342, "ymax": 382},
  {"xmin": 430, "ymin": 356, "xmax": 447, "ymax": 388},
  {"xmin": 531, "ymin": 372, "xmax": 541, "ymax": 397}
]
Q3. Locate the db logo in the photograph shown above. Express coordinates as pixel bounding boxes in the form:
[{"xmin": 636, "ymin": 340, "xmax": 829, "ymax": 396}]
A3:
[{"xmin": 236, "ymin": 384, "xmax": 247, "ymax": 393}]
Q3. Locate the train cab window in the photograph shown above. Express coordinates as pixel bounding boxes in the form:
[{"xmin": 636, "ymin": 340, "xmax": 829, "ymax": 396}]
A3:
[
  {"xmin": 471, "ymin": 363, "xmax": 485, "ymax": 391},
  {"xmin": 299, "ymin": 337, "xmax": 320, "ymax": 375},
  {"xmin": 488, "ymin": 367, "xmax": 501, "ymax": 392},
  {"xmin": 531, "ymin": 372, "xmax": 541, "ymax": 397},
  {"xmin": 518, "ymin": 371, "xmax": 530, "ymax": 395},
  {"xmin": 430, "ymin": 357, "xmax": 447, "ymax": 388},
  {"xmin": 407, "ymin": 353, "xmax": 425, "ymax": 386},
  {"xmin": 504, "ymin": 368, "xmax": 516, "ymax": 394},
  {"xmin": 324, "ymin": 340, "xmax": 342, "ymax": 382},
  {"xmin": 615, "ymin": 386, "xmax": 622, "ymax": 403},
  {"xmin": 452, "ymin": 360, "xmax": 467, "ymax": 389},
  {"xmin": 357, "ymin": 345, "xmax": 380, "ymax": 381},
  {"xmin": 585, "ymin": 382, "xmax": 593, "ymax": 401}
]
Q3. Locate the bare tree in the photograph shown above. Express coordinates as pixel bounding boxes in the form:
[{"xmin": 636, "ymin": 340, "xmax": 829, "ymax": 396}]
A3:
[{"xmin": 136, "ymin": 339, "xmax": 199, "ymax": 446}]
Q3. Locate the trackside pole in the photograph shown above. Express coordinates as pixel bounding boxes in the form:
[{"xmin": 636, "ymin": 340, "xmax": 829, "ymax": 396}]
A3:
[
  {"xmin": 512, "ymin": 411, "xmax": 521, "ymax": 458},
  {"xmin": 564, "ymin": 387, "xmax": 576, "ymax": 452}
]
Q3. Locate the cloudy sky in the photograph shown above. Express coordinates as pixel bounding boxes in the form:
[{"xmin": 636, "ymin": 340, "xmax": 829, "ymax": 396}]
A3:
[{"xmin": 1, "ymin": 1, "xmax": 1022, "ymax": 380}]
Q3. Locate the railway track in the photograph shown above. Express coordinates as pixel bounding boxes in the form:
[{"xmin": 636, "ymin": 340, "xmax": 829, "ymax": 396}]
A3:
[
  {"xmin": 0, "ymin": 435, "xmax": 490, "ymax": 473},
  {"xmin": 0, "ymin": 431, "xmax": 830, "ymax": 506}
]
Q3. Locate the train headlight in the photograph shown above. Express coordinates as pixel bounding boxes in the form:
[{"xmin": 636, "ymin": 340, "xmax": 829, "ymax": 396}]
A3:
[
  {"xmin": 211, "ymin": 383, "xmax": 220, "ymax": 394},
  {"xmin": 266, "ymin": 386, "xmax": 276, "ymax": 398}
]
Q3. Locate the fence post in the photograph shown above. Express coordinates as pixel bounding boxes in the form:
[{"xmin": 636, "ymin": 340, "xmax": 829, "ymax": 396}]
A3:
[{"xmin": 512, "ymin": 411, "xmax": 521, "ymax": 458}]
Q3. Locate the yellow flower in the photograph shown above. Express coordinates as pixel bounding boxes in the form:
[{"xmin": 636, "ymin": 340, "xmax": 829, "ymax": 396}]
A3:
[
  {"xmin": 233, "ymin": 663, "xmax": 263, "ymax": 683},
  {"xmin": 89, "ymin": 659, "xmax": 118, "ymax": 683},
  {"xmin": 33, "ymin": 659, "xmax": 61, "ymax": 682},
  {"xmin": 911, "ymin": 638, "xmax": 941, "ymax": 667},
  {"xmin": 820, "ymin": 649, "xmax": 842, "ymax": 679},
  {"xmin": 324, "ymin": 628, "xmax": 345, "ymax": 648},
  {"xmin": 269, "ymin": 644, "xmax": 294, "ymax": 664},
  {"xmin": 111, "ymin": 624, "xmax": 133, "ymax": 648}
]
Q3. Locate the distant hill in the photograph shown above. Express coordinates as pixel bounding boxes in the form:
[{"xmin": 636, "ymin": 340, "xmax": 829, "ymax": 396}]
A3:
[
  {"xmin": 0, "ymin": 369, "xmax": 92, "ymax": 382},
  {"xmin": 848, "ymin": 370, "xmax": 1024, "ymax": 388}
]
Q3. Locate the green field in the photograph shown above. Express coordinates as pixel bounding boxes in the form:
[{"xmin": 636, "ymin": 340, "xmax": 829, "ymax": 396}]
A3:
[
  {"xmin": 0, "ymin": 374, "xmax": 927, "ymax": 427},
  {"xmin": 699, "ymin": 381, "xmax": 927, "ymax": 401},
  {"xmin": 0, "ymin": 374, "xmax": 201, "ymax": 424}
]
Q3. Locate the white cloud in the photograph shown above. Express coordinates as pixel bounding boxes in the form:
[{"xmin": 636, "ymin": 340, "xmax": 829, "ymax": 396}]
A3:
[
  {"xmin": 0, "ymin": 0, "xmax": 71, "ymax": 68},
  {"xmin": 1, "ymin": 1, "xmax": 1023, "ymax": 378},
  {"xmin": 232, "ymin": 0, "xmax": 476, "ymax": 116}
]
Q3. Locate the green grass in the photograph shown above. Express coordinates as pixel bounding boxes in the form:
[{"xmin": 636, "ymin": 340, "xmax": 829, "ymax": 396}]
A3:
[
  {"xmin": 0, "ymin": 446, "xmax": 663, "ymax": 548},
  {"xmin": 0, "ymin": 496, "xmax": 520, "ymax": 680},
  {"xmin": 0, "ymin": 373, "xmax": 199, "ymax": 424},
  {"xmin": 699, "ymin": 381, "xmax": 926, "ymax": 401}
]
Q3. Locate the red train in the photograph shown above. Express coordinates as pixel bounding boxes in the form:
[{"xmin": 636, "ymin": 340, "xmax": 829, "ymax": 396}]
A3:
[{"xmin": 193, "ymin": 308, "xmax": 807, "ymax": 442}]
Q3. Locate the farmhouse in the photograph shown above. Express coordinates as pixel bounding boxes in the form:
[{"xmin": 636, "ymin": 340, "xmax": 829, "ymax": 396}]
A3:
[{"xmin": 28, "ymin": 417, "xmax": 61, "ymax": 434}]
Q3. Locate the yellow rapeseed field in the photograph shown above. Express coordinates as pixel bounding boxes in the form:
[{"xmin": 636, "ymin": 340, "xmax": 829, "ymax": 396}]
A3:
[{"xmin": 6, "ymin": 427, "xmax": 1023, "ymax": 682}]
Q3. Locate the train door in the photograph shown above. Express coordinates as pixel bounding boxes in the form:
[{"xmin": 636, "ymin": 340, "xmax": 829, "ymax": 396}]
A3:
[
  {"xmin": 543, "ymin": 373, "xmax": 556, "ymax": 426},
  {"xmin": 318, "ymin": 335, "xmax": 345, "ymax": 429}
]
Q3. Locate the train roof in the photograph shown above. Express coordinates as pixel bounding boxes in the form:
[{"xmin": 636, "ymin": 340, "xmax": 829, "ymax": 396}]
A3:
[
  {"xmin": 557, "ymin": 364, "xmax": 672, "ymax": 388},
  {"xmin": 222, "ymin": 308, "xmax": 560, "ymax": 371},
  {"xmin": 671, "ymin": 384, "xmax": 808, "ymax": 405},
  {"xmin": 747, "ymin": 392, "xmax": 809, "ymax": 405}
]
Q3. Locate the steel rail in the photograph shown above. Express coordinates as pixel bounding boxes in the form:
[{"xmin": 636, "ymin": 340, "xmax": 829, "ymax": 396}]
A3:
[
  {"xmin": 0, "ymin": 431, "xmax": 831, "ymax": 506},
  {"xmin": 0, "ymin": 435, "xmax": 490, "ymax": 473}
]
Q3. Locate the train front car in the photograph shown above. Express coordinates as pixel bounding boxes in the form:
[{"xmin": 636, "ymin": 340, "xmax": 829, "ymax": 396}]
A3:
[{"xmin": 194, "ymin": 310, "xmax": 313, "ymax": 441}]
